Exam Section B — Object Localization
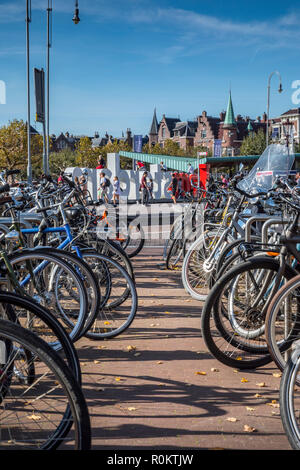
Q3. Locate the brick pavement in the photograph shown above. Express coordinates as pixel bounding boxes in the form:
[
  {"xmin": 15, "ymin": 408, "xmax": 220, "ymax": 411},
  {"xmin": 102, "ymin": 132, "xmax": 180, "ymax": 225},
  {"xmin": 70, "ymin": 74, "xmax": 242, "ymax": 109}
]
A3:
[{"xmin": 75, "ymin": 247, "xmax": 291, "ymax": 451}]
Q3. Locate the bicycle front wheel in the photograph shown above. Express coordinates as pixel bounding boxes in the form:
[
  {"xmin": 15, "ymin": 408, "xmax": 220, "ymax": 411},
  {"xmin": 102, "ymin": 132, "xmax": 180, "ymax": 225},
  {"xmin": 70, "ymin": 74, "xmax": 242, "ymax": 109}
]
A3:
[{"xmin": 0, "ymin": 318, "xmax": 91, "ymax": 450}]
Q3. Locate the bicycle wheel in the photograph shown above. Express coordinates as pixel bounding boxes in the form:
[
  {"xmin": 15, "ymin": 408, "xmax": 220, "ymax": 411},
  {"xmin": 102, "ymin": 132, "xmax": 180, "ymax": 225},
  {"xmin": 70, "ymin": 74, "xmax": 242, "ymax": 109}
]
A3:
[
  {"xmin": 265, "ymin": 274, "xmax": 300, "ymax": 374},
  {"xmin": 201, "ymin": 256, "xmax": 297, "ymax": 369},
  {"xmin": 0, "ymin": 291, "xmax": 81, "ymax": 382},
  {"xmin": 166, "ymin": 237, "xmax": 184, "ymax": 270},
  {"xmin": 279, "ymin": 349, "xmax": 300, "ymax": 450},
  {"xmin": 181, "ymin": 230, "xmax": 222, "ymax": 301},
  {"xmin": 122, "ymin": 224, "xmax": 145, "ymax": 258},
  {"xmin": 30, "ymin": 247, "xmax": 101, "ymax": 338},
  {"xmin": 7, "ymin": 250, "xmax": 88, "ymax": 343},
  {"xmin": 0, "ymin": 318, "xmax": 91, "ymax": 450},
  {"xmin": 82, "ymin": 253, "xmax": 138, "ymax": 339}
]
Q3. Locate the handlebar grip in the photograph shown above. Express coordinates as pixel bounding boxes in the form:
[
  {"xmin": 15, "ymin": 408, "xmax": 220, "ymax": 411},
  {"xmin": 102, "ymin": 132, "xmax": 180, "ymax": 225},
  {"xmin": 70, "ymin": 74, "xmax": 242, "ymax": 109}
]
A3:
[
  {"xmin": 62, "ymin": 175, "xmax": 76, "ymax": 189},
  {"xmin": 0, "ymin": 183, "xmax": 10, "ymax": 194},
  {"xmin": 5, "ymin": 169, "xmax": 20, "ymax": 176},
  {"xmin": 36, "ymin": 205, "xmax": 53, "ymax": 213}
]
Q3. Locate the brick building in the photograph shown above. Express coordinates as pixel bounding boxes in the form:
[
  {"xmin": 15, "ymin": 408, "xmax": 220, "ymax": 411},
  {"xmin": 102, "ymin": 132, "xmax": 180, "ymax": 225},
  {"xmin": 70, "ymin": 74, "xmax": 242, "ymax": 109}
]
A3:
[
  {"xmin": 149, "ymin": 92, "xmax": 267, "ymax": 155},
  {"xmin": 270, "ymin": 108, "xmax": 300, "ymax": 144}
]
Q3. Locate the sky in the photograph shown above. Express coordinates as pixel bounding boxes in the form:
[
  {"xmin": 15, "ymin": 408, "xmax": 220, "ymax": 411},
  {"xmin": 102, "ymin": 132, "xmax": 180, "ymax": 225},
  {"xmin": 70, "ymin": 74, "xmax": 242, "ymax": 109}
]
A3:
[{"xmin": 1, "ymin": 0, "xmax": 300, "ymax": 138}]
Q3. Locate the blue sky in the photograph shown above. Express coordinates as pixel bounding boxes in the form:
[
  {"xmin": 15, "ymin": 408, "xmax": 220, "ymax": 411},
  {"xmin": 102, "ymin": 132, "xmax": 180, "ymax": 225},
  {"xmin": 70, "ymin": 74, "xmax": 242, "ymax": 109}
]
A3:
[{"xmin": 1, "ymin": 0, "xmax": 300, "ymax": 138}]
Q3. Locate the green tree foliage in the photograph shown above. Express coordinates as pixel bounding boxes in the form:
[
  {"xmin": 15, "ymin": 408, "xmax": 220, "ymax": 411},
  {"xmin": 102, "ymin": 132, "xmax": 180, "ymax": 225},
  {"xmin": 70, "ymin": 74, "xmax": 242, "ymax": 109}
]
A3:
[
  {"xmin": 240, "ymin": 128, "xmax": 268, "ymax": 156},
  {"xmin": 75, "ymin": 136, "xmax": 98, "ymax": 168},
  {"xmin": 0, "ymin": 119, "xmax": 43, "ymax": 175},
  {"xmin": 49, "ymin": 149, "xmax": 77, "ymax": 175}
]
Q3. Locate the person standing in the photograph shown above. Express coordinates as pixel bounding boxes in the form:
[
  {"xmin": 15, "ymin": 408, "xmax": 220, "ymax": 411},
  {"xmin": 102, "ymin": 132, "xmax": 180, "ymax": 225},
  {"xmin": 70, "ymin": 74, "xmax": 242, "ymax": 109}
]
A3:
[
  {"xmin": 147, "ymin": 178, "xmax": 154, "ymax": 202},
  {"xmin": 96, "ymin": 156, "xmax": 105, "ymax": 169},
  {"xmin": 112, "ymin": 176, "xmax": 121, "ymax": 206},
  {"xmin": 187, "ymin": 163, "xmax": 194, "ymax": 175},
  {"xmin": 160, "ymin": 161, "xmax": 167, "ymax": 172},
  {"xmin": 170, "ymin": 173, "xmax": 178, "ymax": 204},
  {"xmin": 98, "ymin": 172, "xmax": 110, "ymax": 204},
  {"xmin": 140, "ymin": 171, "xmax": 149, "ymax": 205}
]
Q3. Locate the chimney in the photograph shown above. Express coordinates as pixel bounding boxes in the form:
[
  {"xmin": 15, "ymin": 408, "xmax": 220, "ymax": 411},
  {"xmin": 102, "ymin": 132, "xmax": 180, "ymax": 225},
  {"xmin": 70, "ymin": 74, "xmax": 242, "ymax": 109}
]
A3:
[
  {"xmin": 94, "ymin": 131, "xmax": 99, "ymax": 138},
  {"xmin": 202, "ymin": 110, "xmax": 207, "ymax": 117},
  {"xmin": 262, "ymin": 112, "xmax": 267, "ymax": 123},
  {"xmin": 220, "ymin": 111, "xmax": 226, "ymax": 121}
]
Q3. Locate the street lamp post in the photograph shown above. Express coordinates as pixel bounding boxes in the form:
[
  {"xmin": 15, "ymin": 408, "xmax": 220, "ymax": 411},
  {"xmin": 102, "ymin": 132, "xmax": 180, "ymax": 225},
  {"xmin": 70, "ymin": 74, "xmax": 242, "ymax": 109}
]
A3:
[
  {"xmin": 26, "ymin": 0, "xmax": 32, "ymax": 183},
  {"xmin": 266, "ymin": 71, "xmax": 283, "ymax": 148},
  {"xmin": 45, "ymin": 0, "xmax": 52, "ymax": 175},
  {"xmin": 26, "ymin": 0, "xmax": 80, "ymax": 179}
]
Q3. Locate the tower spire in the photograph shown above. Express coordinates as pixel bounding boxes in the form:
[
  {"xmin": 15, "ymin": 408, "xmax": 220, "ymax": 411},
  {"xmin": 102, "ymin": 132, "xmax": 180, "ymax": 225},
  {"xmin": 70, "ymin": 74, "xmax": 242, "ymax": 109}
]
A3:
[
  {"xmin": 223, "ymin": 91, "xmax": 236, "ymax": 128},
  {"xmin": 149, "ymin": 107, "xmax": 158, "ymax": 135}
]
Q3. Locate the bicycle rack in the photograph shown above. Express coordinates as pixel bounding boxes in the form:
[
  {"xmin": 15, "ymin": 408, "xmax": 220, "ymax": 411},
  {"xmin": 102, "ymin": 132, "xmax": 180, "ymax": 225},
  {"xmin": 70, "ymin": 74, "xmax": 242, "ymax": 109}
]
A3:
[
  {"xmin": 261, "ymin": 218, "xmax": 289, "ymax": 247},
  {"xmin": 244, "ymin": 215, "xmax": 276, "ymax": 243}
]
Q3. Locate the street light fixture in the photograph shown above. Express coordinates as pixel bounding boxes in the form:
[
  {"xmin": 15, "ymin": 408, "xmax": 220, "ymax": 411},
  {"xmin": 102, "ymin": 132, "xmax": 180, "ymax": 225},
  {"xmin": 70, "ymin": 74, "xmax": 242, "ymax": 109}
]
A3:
[
  {"xmin": 266, "ymin": 70, "xmax": 283, "ymax": 148},
  {"xmin": 73, "ymin": 1, "xmax": 80, "ymax": 24}
]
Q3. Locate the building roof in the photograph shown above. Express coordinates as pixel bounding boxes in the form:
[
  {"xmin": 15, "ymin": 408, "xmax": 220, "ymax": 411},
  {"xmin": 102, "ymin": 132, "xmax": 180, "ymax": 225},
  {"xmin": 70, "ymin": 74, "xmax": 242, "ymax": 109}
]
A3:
[
  {"xmin": 223, "ymin": 92, "xmax": 237, "ymax": 128},
  {"xmin": 149, "ymin": 108, "xmax": 158, "ymax": 135},
  {"xmin": 281, "ymin": 108, "xmax": 300, "ymax": 117}
]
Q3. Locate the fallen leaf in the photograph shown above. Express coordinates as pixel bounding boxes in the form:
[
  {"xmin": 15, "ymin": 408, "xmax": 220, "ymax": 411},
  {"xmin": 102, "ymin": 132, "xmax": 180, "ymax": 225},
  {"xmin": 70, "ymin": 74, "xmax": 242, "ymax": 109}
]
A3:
[
  {"xmin": 211, "ymin": 368, "xmax": 219, "ymax": 372},
  {"xmin": 104, "ymin": 321, "xmax": 111, "ymax": 325},
  {"xmin": 241, "ymin": 378, "xmax": 249, "ymax": 383},
  {"xmin": 127, "ymin": 345, "xmax": 136, "ymax": 352},
  {"xmin": 244, "ymin": 425, "xmax": 257, "ymax": 433},
  {"xmin": 27, "ymin": 414, "xmax": 42, "ymax": 421},
  {"xmin": 195, "ymin": 371, "xmax": 207, "ymax": 376},
  {"xmin": 272, "ymin": 373, "xmax": 282, "ymax": 378},
  {"xmin": 227, "ymin": 417, "xmax": 238, "ymax": 422},
  {"xmin": 164, "ymin": 311, "xmax": 171, "ymax": 314},
  {"xmin": 267, "ymin": 401, "xmax": 280, "ymax": 408},
  {"xmin": 254, "ymin": 394, "xmax": 262, "ymax": 398},
  {"xmin": 134, "ymin": 353, "xmax": 141, "ymax": 357},
  {"xmin": 94, "ymin": 360, "xmax": 101, "ymax": 364},
  {"xmin": 128, "ymin": 407, "xmax": 136, "ymax": 411},
  {"xmin": 246, "ymin": 407, "xmax": 255, "ymax": 411},
  {"xmin": 115, "ymin": 377, "xmax": 124, "ymax": 382},
  {"xmin": 156, "ymin": 361, "xmax": 163, "ymax": 364},
  {"xmin": 152, "ymin": 278, "xmax": 159, "ymax": 281},
  {"xmin": 256, "ymin": 382, "xmax": 266, "ymax": 387}
]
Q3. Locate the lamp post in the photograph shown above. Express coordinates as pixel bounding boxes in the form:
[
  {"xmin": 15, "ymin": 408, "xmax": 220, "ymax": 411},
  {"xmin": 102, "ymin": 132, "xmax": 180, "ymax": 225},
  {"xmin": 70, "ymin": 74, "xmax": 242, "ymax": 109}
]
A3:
[
  {"xmin": 44, "ymin": 1, "xmax": 80, "ymax": 174},
  {"xmin": 26, "ymin": 0, "xmax": 32, "ymax": 183},
  {"xmin": 45, "ymin": 0, "xmax": 52, "ymax": 175},
  {"xmin": 266, "ymin": 71, "xmax": 283, "ymax": 148}
]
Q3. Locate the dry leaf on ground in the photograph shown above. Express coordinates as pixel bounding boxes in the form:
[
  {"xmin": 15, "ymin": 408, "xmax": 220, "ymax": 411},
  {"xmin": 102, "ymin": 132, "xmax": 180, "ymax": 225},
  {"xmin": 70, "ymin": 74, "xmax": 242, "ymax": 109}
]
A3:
[{"xmin": 244, "ymin": 425, "xmax": 257, "ymax": 433}]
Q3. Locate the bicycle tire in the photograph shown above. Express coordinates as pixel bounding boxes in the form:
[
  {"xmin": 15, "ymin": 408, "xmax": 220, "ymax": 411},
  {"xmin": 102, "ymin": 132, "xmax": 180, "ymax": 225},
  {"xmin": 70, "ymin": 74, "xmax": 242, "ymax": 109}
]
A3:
[
  {"xmin": 82, "ymin": 253, "xmax": 138, "ymax": 339},
  {"xmin": 265, "ymin": 274, "xmax": 300, "ymax": 374},
  {"xmin": 279, "ymin": 349, "xmax": 300, "ymax": 450},
  {"xmin": 201, "ymin": 256, "xmax": 297, "ymax": 369},
  {"xmin": 0, "ymin": 318, "xmax": 91, "ymax": 450},
  {"xmin": 7, "ymin": 249, "xmax": 88, "ymax": 343}
]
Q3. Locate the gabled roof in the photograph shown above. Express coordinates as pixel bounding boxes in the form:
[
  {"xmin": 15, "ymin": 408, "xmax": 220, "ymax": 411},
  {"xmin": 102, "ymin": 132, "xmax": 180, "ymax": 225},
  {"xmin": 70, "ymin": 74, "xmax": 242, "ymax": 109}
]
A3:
[
  {"xmin": 281, "ymin": 108, "xmax": 300, "ymax": 117},
  {"xmin": 164, "ymin": 117, "xmax": 180, "ymax": 131}
]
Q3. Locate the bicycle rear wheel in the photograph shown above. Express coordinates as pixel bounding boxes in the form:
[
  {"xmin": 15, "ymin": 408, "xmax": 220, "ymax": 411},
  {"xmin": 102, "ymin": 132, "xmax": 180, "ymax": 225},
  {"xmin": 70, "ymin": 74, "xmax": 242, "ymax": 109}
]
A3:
[{"xmin": 82, "ymin": 253, "xmax": 138, "ymax": 339}]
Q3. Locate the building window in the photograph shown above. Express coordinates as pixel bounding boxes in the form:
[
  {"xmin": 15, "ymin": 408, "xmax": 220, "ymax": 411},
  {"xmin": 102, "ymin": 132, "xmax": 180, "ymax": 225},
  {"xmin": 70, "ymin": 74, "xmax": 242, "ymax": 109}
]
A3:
[
  {"xmin": 201, "ymin": 129, "xmax": 206, "ymax": 138},
  {"xmin": 162, "ymin": 127, "xmax": 166, "ymax": 138}
]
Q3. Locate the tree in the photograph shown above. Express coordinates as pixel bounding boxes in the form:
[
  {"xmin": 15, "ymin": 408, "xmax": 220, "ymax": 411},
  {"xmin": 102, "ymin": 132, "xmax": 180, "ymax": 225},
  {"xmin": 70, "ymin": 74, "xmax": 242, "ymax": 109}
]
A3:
[
  {"xmin": 49, "ymin": 149, "xmax": 77, "ymax": 175},
  {"xmin": 76, "ymin": 136, "xmax": 98, "ymax": 168},
  {"xmin": 240, "ymin": 128, "xmax": 269, "ymax": 156},
  {"xmin": 0, "ymin": 119, "xmax": 43, "ymax": 175}
]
